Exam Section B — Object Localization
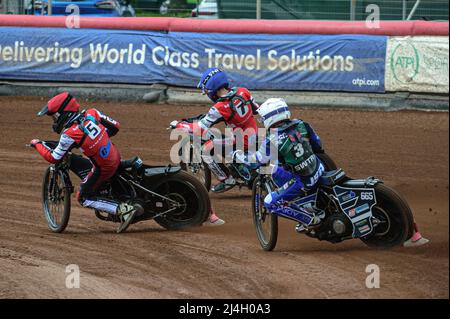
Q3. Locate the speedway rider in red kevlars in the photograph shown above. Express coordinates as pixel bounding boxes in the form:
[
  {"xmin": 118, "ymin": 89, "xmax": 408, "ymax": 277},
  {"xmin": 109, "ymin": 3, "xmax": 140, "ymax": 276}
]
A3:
[
  {"xmin": 175, "ymin": 68, "xmax": 260, "ymax": 194},
  {"xmin": 30, "ymin": 92, "xmax": 141, "ymax": 233}
]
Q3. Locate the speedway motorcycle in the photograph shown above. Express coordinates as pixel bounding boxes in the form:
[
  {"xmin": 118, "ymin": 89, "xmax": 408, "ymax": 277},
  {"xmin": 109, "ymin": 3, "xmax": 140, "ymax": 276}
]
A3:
[
  {"xmin": 252, "ymin": 166, "xmax": 415, "ymax": 250},
  {"xmin": 36, "ymin": 141, "xmax": 210, "ymax": 233},
  {"xmin": 169, "ymin": 115, "xmax": 338, "ymax": 192}
]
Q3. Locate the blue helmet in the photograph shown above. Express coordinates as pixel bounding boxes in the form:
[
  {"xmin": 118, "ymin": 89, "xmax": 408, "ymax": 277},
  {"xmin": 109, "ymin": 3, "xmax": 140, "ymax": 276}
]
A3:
[{"xmin": 197, "ymin": 68, "xmax": 229, "ymax": 102}]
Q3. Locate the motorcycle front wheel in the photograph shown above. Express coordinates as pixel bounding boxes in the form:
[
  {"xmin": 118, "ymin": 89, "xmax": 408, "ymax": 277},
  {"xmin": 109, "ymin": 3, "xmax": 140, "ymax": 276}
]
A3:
[
  {"xmin": 42, "ymin": 166, "xmax": 71, "ymax": 233},
  {"xmin": 252, "ymin": 176, "xmax": 278, "ymax": 251}
]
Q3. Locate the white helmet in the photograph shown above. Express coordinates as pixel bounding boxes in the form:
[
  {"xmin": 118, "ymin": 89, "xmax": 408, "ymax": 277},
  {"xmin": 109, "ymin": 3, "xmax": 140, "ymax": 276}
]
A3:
[{"xmin": 258, "ymin": 98, "xmax": 291, "ymax": 129}]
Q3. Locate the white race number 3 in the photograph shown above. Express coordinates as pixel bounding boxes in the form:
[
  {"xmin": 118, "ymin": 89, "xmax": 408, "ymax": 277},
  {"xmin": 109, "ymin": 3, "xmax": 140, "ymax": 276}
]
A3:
[{"xmin": 293, "ymin": 144, "xmax": 305, "ymax": 158}]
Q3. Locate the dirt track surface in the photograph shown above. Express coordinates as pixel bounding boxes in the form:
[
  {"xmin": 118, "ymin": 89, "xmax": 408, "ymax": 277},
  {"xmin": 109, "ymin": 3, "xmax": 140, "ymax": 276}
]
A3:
[{"xmin": 0, "ymin": 96, "xmax": 448, "ymax": 299}]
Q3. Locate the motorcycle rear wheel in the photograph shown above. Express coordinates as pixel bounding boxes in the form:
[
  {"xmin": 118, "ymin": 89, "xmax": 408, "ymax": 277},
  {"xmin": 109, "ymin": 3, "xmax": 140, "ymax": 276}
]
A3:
[
  {"xmin": 180, "ymin": 161, "xmax": 212, "ymax": 192},
  {"xmin": 152, "ymin": 171, "xmax": 211, "ymax": 230},
  {"xmin": 360, "ymin": 184, "xmax": 414, "ymax": 248}
]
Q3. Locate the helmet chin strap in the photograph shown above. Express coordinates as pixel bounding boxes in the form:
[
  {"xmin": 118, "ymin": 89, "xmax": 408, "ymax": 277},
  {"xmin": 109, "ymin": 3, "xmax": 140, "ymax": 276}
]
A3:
[
  {"xmin": 215, "ymin": 87, "xmax": 233, "ymax": 102},
  {"xmin": 53, "ymin": 111, "xmax": 79, "ymax": 134},
  {"xmin": 64, "ymin": 112, "xmax": 81, "ymax": 128}
]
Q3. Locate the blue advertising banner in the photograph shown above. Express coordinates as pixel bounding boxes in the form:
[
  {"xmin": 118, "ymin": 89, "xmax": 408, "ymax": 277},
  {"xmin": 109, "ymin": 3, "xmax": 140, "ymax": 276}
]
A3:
[{"xmin": 0, "ymin": 27, "xmax": 387, "ymax": 92}]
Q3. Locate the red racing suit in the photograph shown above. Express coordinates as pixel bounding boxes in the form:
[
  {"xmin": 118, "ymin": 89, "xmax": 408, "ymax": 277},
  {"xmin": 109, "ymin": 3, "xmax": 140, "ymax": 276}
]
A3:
[
  {"xmin": 180, "ymin": 87, "xmax": 259, "ymax": 181},
  {"xmin": 35, "ymin": 109, "xmax": 122, "ymax": 214},
  {"xmin": 199, "ymin": 87, "xmax": 258, "ymax": 147}
]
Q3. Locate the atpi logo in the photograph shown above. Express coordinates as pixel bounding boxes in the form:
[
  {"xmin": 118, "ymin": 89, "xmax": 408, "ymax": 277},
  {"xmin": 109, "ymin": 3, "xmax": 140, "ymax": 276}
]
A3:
[{"xmin": 391, "ymin": 41, "xmax": 420, "ymax": 83}]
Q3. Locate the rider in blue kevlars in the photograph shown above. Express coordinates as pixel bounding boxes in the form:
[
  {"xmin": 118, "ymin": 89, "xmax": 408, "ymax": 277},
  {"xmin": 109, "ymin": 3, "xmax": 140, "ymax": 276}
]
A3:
[{"xmin": 234, "ymin": 98, "xmax": 326, "ymax": 231}]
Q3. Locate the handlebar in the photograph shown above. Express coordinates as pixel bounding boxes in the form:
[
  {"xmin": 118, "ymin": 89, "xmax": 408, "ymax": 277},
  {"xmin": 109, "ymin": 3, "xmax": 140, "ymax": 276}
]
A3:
[{"xmin": 168, "ymin": 113, "xmax": 206, "ymax": 129}]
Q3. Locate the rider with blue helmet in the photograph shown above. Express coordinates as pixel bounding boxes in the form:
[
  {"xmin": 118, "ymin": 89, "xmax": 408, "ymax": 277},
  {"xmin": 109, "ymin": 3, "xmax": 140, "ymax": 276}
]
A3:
[
  {"xmin": 197, "ymin": 68, "xmax": 229, "ymax": 103},
  {"xmin": 196, "ymin": 68, "xmax": 260, "ymax": 193}
]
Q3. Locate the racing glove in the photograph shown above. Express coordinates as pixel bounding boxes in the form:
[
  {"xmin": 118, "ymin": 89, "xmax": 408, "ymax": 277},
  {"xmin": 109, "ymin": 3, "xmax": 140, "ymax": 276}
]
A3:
[
  {"xmin": 232, "ymin": 150, "xmax": 260, "ymax": 170},
  {"xmin": 30, "ymin": 139, "xmax": 41, "ymax": 148}
]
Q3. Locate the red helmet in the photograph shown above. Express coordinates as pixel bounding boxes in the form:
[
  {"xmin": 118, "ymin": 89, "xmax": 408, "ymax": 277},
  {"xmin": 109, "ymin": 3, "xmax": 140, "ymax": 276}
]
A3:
[{"xmin": 37, "ymin": 92, "xmax": 80, "ymax": 134}]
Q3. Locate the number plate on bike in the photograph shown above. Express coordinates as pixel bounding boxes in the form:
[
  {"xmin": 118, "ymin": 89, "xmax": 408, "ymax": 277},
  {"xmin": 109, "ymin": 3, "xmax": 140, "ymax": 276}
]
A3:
[{"xmin": 333, "ymin": 186, "xmax": 377, "ymax": 238}]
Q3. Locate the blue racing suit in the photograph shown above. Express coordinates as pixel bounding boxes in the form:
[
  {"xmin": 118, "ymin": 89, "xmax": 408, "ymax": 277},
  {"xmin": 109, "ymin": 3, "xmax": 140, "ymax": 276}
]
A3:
[{"xmin": 244, "ymin": 119, "xmax": 325, "ymax": 225}]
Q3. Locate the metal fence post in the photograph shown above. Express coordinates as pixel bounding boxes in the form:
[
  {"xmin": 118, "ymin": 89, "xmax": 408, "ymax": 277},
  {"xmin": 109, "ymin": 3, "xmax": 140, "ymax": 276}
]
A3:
[
  {"xmin": 256, "ymin": 0, "xmax": 261, "ymax": 19},
  {"xmin": 407, "ymin": 0, "xmax": 421, "ymax": 20},
  {"xmin": 350, "ymin": 0, "xmax": 357, "ymax": 20},
  {"xmin": 48, "ymin": 0, "xmax": 52, "ymax": 15},
  {"xmin": 402, "ymin": 0, "xmax": 407, "ymax": 20}
]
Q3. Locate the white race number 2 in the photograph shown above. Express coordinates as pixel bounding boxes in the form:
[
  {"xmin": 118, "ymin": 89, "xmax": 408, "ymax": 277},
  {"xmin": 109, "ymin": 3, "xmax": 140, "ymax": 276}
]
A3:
[{"xmin": 236, "ymin": 103, "xmax": 250, "ymax": 117}]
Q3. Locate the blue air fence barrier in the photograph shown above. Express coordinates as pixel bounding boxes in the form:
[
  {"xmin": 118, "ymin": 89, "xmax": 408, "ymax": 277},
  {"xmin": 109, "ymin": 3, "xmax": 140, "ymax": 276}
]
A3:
[{"xmin": 0, "ymin": 27, "xmax": 387, "ymax": 93}]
